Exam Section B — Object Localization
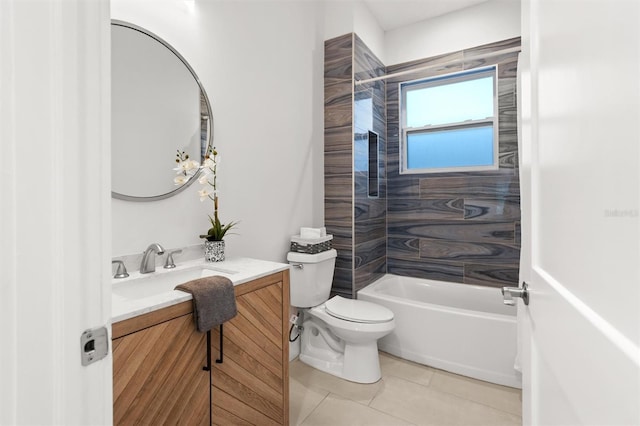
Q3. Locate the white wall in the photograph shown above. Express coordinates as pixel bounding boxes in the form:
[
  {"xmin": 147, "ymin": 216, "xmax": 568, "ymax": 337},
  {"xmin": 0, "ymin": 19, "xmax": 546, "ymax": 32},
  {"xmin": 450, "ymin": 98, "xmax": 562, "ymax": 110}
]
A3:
[
  {"xmin": 111, "ymin": 0, "xmax": 325, "ymax": 263},
  {"xmin": 324, "ymin": 0, "xmax": 385, "ymax": 63},
  {"xmin": 385, "ymin": 0, "xmax": 521, "ymax": 65}
]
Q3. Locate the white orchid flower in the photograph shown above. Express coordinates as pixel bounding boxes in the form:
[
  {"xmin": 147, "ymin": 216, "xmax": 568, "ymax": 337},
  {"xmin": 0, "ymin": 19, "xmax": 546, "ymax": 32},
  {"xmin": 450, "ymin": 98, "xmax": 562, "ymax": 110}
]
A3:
[
  {"xmin": 198, "ymin": 187, "xmax": 213, "ymax": 202},
  {"xmin": 174, "ymin": 175, "xmax": 188, "ymax": 186},
  {"xmin": 198, "ymin": 174, "xmax": 211, "ymax": 185},
  {"xmin": 203, "ymin": 158, "xmax": 215, "ymax": 169},
  {"xmin": 189, "ymin": 159, "xmax": 200, "ymax": 169},
  {"xmin": 174, "ymin": 160, "xmax": 196, "ymax": 175}
]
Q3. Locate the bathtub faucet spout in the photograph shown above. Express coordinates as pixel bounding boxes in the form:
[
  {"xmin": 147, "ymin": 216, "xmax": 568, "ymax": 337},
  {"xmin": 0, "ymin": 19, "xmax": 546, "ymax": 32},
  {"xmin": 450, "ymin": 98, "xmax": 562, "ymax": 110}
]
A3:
[{"xmin": 501, "ymin": 282, "xmax": 529, "ymax": 306}]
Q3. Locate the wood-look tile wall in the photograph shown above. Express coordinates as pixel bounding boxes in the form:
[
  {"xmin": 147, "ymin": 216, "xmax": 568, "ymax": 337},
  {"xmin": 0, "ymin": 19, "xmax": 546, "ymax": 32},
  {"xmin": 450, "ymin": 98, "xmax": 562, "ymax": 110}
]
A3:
[
  {"xmin": 325, "ymin": 34, "xmax": 387, "ymax": 298},
  {"xmin": 385, "ymin": 37, "xmax": 522, "ymax": 288},
  {"xmin": 353, "ymin": 35, "xmax": 387, "ymax": 295},
  {"xmin": 325, "ymin": 34, "xmax": 521, "ymax": 294},
  {"xmin": 325, "ymin": 34, "xmax": 354, "ymax": 298}
]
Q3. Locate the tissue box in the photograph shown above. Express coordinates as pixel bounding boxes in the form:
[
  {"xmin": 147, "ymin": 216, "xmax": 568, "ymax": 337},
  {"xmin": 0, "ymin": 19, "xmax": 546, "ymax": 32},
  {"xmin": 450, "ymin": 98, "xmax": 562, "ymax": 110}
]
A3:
[{"xmin": 290, "ymin": 235, "xmax": 333, "ymax": 254}]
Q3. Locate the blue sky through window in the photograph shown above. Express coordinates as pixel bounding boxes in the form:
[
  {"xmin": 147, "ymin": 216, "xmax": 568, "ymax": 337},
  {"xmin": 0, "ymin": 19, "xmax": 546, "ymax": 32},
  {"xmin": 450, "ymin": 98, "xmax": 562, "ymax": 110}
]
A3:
[{"xmin": 405, "ymin": 76, "xmax": 494, "ymax": 127}]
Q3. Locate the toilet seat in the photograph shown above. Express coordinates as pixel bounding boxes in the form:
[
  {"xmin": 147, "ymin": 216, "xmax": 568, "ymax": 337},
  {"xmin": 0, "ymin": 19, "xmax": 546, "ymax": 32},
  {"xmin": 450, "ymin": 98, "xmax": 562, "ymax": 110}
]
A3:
[{"xmin": 324, "ymin": 296, "xmax": 394, "ymax": 324}]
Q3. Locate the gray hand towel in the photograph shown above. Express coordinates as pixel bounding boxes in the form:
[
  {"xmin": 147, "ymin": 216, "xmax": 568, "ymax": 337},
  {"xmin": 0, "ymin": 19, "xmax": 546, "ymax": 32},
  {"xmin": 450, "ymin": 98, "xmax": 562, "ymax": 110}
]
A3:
[{"xmin": 175, "ymin": 276, "xmax": 237, "ymax": 333}]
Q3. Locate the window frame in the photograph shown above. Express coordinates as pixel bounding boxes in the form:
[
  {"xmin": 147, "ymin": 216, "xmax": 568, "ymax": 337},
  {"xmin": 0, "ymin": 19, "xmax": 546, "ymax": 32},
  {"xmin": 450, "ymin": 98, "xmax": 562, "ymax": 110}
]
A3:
[{"xmin": 399, "ymin": 66, "xmax": 499, "ymax": 174}]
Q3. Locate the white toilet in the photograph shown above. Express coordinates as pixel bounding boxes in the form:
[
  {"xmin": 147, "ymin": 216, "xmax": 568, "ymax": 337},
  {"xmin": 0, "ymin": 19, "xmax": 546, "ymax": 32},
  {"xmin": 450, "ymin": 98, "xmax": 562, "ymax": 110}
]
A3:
[{"xmin": 287, "ymin": 249, "xmax": 395, "ymax": 383}]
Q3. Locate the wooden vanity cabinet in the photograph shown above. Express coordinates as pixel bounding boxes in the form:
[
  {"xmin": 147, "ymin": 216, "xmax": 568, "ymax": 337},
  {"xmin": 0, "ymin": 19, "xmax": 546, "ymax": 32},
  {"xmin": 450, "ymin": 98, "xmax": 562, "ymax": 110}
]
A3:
[
  {"xmin": 210, "ymin": 270, "xmax": 290, "ymax": 426},
  {"xmin": 112, "ymin": 301, "xmax": 210, "ymax": 425},
  {"xmin": 111, "ymin": 270, "xmax": 290, "ymax": 426}
]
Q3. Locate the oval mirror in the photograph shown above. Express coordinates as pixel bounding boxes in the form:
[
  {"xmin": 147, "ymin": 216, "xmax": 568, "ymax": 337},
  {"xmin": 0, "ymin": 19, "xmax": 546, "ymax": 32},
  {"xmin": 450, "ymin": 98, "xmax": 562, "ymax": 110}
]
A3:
[{"xmin": 111, "ymin": 20, "xmax": 212, "ymax": 201}]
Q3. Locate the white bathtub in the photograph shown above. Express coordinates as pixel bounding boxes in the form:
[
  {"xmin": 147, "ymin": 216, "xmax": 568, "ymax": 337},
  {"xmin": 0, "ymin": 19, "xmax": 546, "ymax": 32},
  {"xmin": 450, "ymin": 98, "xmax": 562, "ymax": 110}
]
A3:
[{"xmin": 358, "ymin": 274, "xmax": 521, "ymax": 388}]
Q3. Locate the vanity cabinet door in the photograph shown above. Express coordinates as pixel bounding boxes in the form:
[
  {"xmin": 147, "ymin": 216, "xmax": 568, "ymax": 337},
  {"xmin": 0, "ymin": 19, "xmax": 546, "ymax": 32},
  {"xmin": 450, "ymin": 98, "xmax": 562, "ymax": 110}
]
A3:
[
  {"xmin": 112, "ymin": 304, "xmax": 210, "ymax": 426},
  {"xmin": 211, "ymin": 271, "xmax": 290, "ymax": 426}
]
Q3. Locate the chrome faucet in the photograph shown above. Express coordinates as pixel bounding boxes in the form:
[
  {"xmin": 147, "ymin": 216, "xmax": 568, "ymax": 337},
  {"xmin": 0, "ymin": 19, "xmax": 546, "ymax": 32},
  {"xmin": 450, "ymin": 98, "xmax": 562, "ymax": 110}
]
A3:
[{"xmin": 140, "ymin": 243, "xmax": 165, "ymax": 274}]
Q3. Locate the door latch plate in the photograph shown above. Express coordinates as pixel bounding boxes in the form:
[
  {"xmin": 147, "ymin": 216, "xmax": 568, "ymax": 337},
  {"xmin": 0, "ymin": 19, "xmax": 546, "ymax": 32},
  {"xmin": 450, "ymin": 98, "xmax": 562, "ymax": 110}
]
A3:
[{"xmin": 81, "ymin": 326, "xmax": 109, "ymax": 366}]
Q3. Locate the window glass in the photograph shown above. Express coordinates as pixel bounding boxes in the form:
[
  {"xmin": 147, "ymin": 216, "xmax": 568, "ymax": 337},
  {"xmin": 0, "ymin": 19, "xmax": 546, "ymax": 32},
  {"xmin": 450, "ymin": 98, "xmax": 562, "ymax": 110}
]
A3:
[
  {"xmin": 405, "ymin": 76, "xmax": 494, "ymax": 127},
  {"xmin": 401, "ymin": 67, "xmax": 497, "ymax": 173},
  {"xmin": 407, "ymin": 125, "xmax": 494, "ymax": 169}
]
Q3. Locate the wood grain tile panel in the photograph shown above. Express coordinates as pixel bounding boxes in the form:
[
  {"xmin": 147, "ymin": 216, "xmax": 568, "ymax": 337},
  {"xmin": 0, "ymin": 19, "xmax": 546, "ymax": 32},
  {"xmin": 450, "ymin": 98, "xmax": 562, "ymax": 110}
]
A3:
[
  {"xmin": 419, "ymin": 175, "xmax": 520, "ymax": 199},
  {"xmin": 387, "ymin": 257, "xmax": 464, "ymax": 283},
  {"xmin": 324, "ymin": 34, "xmax": 353, "ymax": 80},
  {"xmin": 464, "ymin": 263, "xmax": 519, "ymax": 287},
  {"xmin": 325, "ymin": 199, "xmax": 353, "ymax": 222},
  {"xmin": 332, "ymin": 267, "xmax": 353, "ymax": 298},
  {"xmin": 354, "ymin": 170, "xmax": 368, "ymax": 197},
  {"xmin": 354, "ymin": 198, "xmax": 387, "ymax": 221},
  {"xmin": 324, "ymin": 174, "xmax": 353, "ymax": 199},
  {"xmin": 497, "ymin": 57, "xmax": 519, "ymax": 78},
  {"xmin": 354, "ymin": 256, "xmax": 386, "ymax": 294},
  {"xmin": 387, "ymin": 219, "xmax": 515, "ymax": 242},
  {"xmin": 325, "ymin": 125, "xmax": 352, "ymax": 152},
  {"xmin": 387, "ymin": 236, "xmax": 420, "ymax": 259},
  {"xmin": 325, "ymin": 81, "xmax": 353, "ymax": 128},
  {"xmin": 499, "ymin": 151, "xmax": 519, "ymax": 169},
  {"xmin": 334, "ymin": 247, "xmax": 353, "ymax": 270},
  {"xmin": 464, "ymin": 53, "xmax": 519, "ymax": 76},
  {"xmin": 498, "ymin": 79, "xmax": 517, "ymax": 108},
  {"xmin": 355, "ymin": 218, "xmax": 386, "ymax": 244},
  {"xmin": 354, "ymin": 237, "xmax": 386, "ymax": 269},
  {"xmin": 387, "ymin": 50, "xmax": 455, "ymax": 71},
  {"xmin": 464, "ymin": 198, "xmax": 521, "ymax": 221},
  {"xmin": 325, "ymin": 149, "xmax": 352, "ymax": 175},
  {"xmin": 462, "ymin": 37, "xmax": 521, "ymax": 59},
  {"xmin": 419, "ymin": 238, "xmax": 520, "ymax": 264},
  {"xmin": 387, "ymin": 176, "xmax": 420, "ymax": 198},
  {"xmin": 325, "ymin": 220, "xmax": 353, "ymax": 245},
  {"xmin": 388, "ymin": 198, "xmax": 464, "ymax": 220}
]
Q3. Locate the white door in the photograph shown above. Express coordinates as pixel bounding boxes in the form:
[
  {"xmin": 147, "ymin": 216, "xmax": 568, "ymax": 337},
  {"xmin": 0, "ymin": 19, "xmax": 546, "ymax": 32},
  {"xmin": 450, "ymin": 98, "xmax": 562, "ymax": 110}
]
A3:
[
  {"xmin": 0, "ymin": 0, "xmax": 112, "ymax": 424},
  {"xmin": 519, "ymin": 0, "xmax": 640, "ymax": 424}
]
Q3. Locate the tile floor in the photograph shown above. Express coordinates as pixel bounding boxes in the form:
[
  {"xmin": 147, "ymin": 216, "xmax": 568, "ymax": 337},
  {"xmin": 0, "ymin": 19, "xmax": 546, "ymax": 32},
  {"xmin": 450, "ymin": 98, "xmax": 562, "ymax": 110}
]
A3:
[{"xmin": 289, "ymin": 352, "xmax": 522, "ymax": 426}]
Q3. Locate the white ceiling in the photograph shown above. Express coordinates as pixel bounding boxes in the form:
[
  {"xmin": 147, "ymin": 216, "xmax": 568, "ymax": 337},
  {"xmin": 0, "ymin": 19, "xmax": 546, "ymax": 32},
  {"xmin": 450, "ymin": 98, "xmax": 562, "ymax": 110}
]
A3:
[{"xmin": 363, "ymin": 0, "xmax": 490, "ymax": 31}]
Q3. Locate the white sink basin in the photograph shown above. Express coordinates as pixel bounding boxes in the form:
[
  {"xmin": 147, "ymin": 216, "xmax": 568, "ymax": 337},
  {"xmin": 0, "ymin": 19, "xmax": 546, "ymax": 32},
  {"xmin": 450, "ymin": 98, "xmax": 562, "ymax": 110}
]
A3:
[{"xmin": 112, "ymin": 265, "xmax": 238, "ymax": 300}]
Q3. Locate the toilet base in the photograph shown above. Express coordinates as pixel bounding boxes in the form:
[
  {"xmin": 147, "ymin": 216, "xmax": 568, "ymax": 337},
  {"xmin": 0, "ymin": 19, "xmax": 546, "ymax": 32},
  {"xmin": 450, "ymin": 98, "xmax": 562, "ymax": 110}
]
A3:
[{"xmin": 299, "ymin": 318, "xmax": 383, "ymax": 384}]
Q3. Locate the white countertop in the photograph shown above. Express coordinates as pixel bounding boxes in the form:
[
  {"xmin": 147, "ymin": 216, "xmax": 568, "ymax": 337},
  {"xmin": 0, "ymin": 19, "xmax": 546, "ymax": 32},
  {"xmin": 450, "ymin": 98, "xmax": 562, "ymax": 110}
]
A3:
[{"xmin": 111, "ymin": 257, "xmax": 289, "ymax": 323}]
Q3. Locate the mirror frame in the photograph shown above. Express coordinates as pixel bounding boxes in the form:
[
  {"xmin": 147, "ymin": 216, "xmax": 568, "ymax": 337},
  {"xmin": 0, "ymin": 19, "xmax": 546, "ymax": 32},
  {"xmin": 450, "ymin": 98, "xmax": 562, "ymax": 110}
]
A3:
[{"xmin": 111, "ymin": 19, "xmax": 213, "ymax": 202}]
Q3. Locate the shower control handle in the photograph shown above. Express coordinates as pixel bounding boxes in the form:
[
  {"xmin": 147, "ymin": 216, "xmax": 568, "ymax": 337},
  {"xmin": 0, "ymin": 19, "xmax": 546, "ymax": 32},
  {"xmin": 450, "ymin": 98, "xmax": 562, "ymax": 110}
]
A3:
[{"xmin": 502, "ymin": 282, "xmax": 529, "ymax": 306}]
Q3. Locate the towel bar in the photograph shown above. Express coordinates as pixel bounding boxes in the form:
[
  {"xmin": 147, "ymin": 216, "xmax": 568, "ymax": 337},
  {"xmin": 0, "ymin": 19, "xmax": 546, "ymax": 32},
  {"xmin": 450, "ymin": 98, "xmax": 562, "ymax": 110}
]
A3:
[
  {"xmin": 203, "ymin": 331, "xmax": 211, "ymax": 371},
  {"xmin": 216, "ymin": 324, "xmax": 224, "ymax": 364},
  {"xmin": 203, "ymin": 324, "xmax": 224, "ymax": 372}
]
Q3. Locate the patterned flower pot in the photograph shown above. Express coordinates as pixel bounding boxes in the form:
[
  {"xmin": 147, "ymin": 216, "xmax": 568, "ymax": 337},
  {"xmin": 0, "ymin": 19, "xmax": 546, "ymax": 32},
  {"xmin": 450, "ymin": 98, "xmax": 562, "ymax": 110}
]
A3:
[{"xmin": 204, "ymin": 240, "xmax": 225, "ymax": 262}]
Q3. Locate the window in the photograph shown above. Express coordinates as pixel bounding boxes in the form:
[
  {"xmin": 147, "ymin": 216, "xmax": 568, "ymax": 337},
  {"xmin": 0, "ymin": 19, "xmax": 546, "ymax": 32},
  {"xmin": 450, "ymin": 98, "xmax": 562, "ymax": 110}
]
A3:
[{"xmin": 400, "ymin": 66, "xmax": 498, "ymax": 173}]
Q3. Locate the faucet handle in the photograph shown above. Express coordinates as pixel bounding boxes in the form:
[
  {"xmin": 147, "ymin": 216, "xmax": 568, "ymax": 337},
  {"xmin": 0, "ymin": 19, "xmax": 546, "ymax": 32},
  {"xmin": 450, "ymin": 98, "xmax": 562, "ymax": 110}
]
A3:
[
  {"xmin": 112, "ymin": 260, "xmax": 129, "ymax": 278},
  {"xmin": 164, "ymin": 249, "xmax": 183, "ymax": 269}
]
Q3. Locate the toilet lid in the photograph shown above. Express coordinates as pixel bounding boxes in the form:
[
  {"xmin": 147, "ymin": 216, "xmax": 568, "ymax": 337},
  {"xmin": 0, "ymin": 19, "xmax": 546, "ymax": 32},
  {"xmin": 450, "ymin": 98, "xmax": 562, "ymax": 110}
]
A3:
[{"xmin": 325, "ymin": 296, "xmax": 394, "ymax": 323}]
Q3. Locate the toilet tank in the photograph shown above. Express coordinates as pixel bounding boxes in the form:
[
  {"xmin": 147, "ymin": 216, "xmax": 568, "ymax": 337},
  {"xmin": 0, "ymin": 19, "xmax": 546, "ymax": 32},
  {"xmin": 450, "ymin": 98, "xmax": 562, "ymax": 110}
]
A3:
[{"xmin": 287, "ymin": 249, "xmax": 337, "ymax": 308}]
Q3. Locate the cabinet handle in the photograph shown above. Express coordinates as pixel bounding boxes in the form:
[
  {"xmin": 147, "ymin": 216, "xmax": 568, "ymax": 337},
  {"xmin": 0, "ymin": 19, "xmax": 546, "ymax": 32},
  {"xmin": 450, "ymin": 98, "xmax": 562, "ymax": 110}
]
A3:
[
  {"xmin": 216, "ymin": 324, "xmax": 224, "ymax": 364},
  {"xmin": 203, "ymin": 330, "xmax": 211, "ymax": 371}
]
